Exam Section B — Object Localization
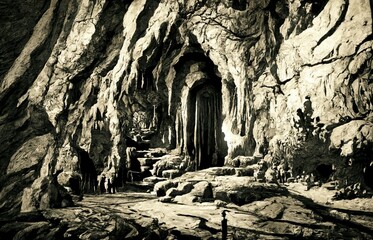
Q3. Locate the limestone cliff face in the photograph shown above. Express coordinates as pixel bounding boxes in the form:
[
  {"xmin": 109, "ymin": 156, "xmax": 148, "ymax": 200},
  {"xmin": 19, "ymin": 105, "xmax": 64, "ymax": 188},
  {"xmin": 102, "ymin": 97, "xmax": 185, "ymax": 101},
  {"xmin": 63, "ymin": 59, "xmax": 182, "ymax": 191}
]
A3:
[{"xmin": 0, "ymin": 0, "xmax": 372, "ymax": 215}]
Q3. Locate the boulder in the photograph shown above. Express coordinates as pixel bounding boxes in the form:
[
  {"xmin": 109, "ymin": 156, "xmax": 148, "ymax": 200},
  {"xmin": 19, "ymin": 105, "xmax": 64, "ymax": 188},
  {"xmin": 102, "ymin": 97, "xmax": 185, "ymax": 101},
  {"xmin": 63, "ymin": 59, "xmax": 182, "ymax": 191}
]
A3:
[
  {"xmin": 259, "ymin": 202, "xmax": 285, "ymax": 219},
  {"xmin": 154, "ymin": 180, "xmax": 177, "ymax": 197},
  {"xmin": 57, "ymin": 171, "xmax": 82, "ymax": 195},
  {"xmin": 153, "ymin": 156, "xmax": 183, "ymax": 177},
  {"xmin": 330, "ymin": 120, "xmax": 373, "ymax": 157},
  {"xmin": 21, "ymin": 171, "xmax": 73, "ymax": 212},
  {"xmin": 174, "ymin": 194, "xmax": 198, "ymax": 204},
  {"xmin": 176, "ymin": 182, "xmax": 194, "ymax": 195},
  {"xmin": 265, "ymin": 168, "xmax": 278, "ymax": 183},
  {"xmin": 190, "ymin": 181, "xmax": 213, "ymax": 200},
  {"xmin": 214, "ymin": 182, "xmax": 285, "ymax": 205},
  {"xmin": 166, "ymin": 187, "xmax": 181, "ymax": 197},
  {"xmin": 225, "ymin": 158, "xmax": 240, "ymax": 167},
  {"xmin": 254, "ymin": 170, "xmax": 266, "ymax": 181}
]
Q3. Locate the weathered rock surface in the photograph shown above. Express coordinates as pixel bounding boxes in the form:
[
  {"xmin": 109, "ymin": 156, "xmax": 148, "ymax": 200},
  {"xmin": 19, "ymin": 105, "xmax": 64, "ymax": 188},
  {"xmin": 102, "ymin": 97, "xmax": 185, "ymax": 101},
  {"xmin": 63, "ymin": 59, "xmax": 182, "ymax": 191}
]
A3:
[
  {"xmin": 0, "ymin": 0, "xmax": 372, "ymax": 219},
  {"xmin": 152, "ymin": 167, "xmax": 286, "ymax": 206},
  {"xmin": 3, "ymin": 188, "xmax": 372, "ymax": 240}
]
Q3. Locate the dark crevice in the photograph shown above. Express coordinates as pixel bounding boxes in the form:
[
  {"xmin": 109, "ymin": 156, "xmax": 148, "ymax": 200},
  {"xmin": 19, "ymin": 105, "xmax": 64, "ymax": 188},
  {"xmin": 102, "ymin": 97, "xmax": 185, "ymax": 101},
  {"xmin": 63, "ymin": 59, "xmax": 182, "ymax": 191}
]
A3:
[
  {"xmin": 232, "ymin": 0, "xmax": 247, "ymax": 11},
  {"xmin": 364, "ymin": 163, "xmax": 373, "ymax": 189},
  {"xmin": 77, "ymin": 148, "xmax": 97, "ymax": 194},
  {"xmin": 206, "ymin": 16, "xmax": 262, "ymax": 40},
  {"xmin": 303, "ymin": 0, "xmax": 329, "ymax": 16},
  {"xmin": 315, "ymin": 0, "xmax": 349, "ymax": 47},
  {"xmin": 128, "ymin": 0, "xmax": 161, "ymax": 51},
  {"xmin": 301, "ymin": 33, "xmax": 372, "ymax": 70},
  {"xmin": 66, "ymin": 59, "xmax": 99, "ymax": 106},
  {"xmin": 263, "ymin": 0, "xmax": 288, "ymax": 86}
]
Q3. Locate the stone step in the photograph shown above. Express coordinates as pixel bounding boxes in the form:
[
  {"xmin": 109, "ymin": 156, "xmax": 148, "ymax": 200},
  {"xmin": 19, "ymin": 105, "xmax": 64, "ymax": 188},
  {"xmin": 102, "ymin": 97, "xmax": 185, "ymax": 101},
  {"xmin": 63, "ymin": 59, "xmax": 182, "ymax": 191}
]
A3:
[
  {"xmin": 136, "ymin": 148, "xmax": 168, "ymax": 158},
  {"xmin": 235, "ymin": 167, "xmax": 255, "ymax": 176},
  {"xmin": 123, "ymin": 181, "xmax": 154, "ymax": 192},
  {"xmin": 143, "ymin": 176, "xmax": 168, "ymax": 184},
  {"xmin": 162, "ymin": 169, "xmax": 183, "ymax": 179},
  {"xmin": 136, "ymin": 150, "xmax": 151, "ymax": 158},
  {"xmin": 137, "ymin": 157, "xmax": 163, "ymax": 166},
  {"xmin": 141, "ymin": 166, "xmax": 151, "ymax": 172}
]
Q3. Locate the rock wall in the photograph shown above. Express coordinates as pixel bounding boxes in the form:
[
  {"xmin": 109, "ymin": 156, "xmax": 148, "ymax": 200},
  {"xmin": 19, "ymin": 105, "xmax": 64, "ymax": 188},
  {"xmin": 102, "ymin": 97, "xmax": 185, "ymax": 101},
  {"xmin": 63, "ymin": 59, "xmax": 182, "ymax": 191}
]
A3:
[{"xmin": 0, "ymin": 0, "xmax": 372, "ymax": 216}]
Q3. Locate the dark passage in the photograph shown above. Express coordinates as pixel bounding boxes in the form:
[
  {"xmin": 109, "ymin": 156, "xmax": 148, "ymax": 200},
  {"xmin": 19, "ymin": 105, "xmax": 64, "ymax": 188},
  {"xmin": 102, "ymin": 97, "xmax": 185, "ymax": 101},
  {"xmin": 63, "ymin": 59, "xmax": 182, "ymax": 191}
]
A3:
[
  {"xmin": 316, "ymin": 164, "xmax": 333, "ymax": 182},
  {"xmin": 188, "ymin": 81, "xmax": 226, "ymax": 170},
  {"xmin": 364, "ymin": 162, "xmax": 373, "ymax": 189},
  {"xmin": 78, "ymin": 148, "xmax": 97, "ymax": 193}
]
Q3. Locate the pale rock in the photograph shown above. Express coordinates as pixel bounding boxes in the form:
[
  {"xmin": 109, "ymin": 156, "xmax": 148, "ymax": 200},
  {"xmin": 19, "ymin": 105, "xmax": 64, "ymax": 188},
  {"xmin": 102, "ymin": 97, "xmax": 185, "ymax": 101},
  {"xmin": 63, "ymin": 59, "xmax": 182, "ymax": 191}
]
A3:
[
  {"xmin": 265, "ymin": 168, "xmax": 278, "ymax": 183},
  {"xmin": 154, "ymin": 180, "xmax": 177, "ymax": 197},
  {"xmin": 190, "ymin": 181, "xmax": 213, "ymax": 200},
  {"xmin": 174, "ymin": 194, "xmax": 198, "ymax": 205},
  {"xmin": 176, "ymin": 182, "xmax": 194, "ymax": 194},
  {"xmin": 6, "ymin": 134, "xmax": 53, "ymax": 174}
]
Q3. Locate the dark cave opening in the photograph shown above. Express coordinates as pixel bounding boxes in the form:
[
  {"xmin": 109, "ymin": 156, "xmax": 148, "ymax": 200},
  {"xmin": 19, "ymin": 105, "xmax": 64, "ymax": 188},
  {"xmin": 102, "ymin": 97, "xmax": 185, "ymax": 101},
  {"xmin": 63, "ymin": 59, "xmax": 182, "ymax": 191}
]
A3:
[
  {"xmin": 316, "ymin": 164, "xmax": 333, "ymax": 182},
  {"xmin": 187, "ymin": 80, "xmax": 227, "ymax": 170},
  {"xmin": 68, "ymin": 177, "xmax": 81, "ymax": 196},
  {"xmin": 364, "ymin": 163, "xmax": 373, "ymax": 189},
  {"xmin": 77, "ymin": 148, "xmax": 97, "ymax": 194},
  {"xmin": 232, "ymin": 0, "xmax": 247, "ymax": 10}
]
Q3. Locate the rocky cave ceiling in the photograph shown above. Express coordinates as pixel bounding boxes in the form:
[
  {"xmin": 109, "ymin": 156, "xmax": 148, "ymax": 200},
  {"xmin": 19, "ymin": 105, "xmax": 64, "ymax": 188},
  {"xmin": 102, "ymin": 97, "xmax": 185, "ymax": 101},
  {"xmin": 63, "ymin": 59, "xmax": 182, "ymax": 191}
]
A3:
[{"xmin": 0, "ymin": 0, "xmax": 372, "ymax": 216}]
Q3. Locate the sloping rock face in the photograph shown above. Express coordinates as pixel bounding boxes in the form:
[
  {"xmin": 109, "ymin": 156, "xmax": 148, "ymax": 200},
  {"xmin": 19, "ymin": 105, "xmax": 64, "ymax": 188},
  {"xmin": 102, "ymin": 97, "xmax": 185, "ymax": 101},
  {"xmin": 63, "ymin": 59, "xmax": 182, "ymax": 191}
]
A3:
[{"xmin": 0, "ymin": 0, "xmax": 372, "ymax": 215}]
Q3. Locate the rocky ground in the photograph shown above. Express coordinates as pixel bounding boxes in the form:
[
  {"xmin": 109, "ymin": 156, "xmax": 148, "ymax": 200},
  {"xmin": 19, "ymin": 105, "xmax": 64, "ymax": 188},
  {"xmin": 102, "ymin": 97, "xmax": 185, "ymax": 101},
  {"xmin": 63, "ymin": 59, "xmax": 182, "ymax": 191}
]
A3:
[{"xmin": 1, "ymin": 168, "xmax": 373, "ymax": 240}]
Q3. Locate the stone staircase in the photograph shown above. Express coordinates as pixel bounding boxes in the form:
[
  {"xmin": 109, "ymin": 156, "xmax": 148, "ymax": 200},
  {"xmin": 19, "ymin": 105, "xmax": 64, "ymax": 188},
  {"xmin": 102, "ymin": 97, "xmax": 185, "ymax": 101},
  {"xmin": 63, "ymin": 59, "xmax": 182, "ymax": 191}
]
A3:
[
  {"xmin": 126, "ymin": 140, "xmax": 185, "ymax": 191},
  {"xmin": 126, "ymin": 129, "xmax": 269, "ymax": 192},
  {"xmin": 127, "ymin": 150, "xmax": 266, "ymax": 194}
]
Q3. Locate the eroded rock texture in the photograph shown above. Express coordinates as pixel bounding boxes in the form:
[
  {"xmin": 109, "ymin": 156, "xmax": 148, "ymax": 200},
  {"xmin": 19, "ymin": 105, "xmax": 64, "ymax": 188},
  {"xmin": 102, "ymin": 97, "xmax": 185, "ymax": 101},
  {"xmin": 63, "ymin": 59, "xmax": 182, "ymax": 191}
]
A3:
[{"xmin": 0, "ymin": 0, "xmax": 372, "ymax": 216}]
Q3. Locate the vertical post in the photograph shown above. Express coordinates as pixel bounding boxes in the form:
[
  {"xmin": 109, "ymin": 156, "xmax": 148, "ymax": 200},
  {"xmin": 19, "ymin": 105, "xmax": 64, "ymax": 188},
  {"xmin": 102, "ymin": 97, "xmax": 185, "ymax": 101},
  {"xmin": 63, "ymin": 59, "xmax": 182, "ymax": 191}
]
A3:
[{"xmin": 222, "ymin": 210, "xmax": 228, "ymax": 240}]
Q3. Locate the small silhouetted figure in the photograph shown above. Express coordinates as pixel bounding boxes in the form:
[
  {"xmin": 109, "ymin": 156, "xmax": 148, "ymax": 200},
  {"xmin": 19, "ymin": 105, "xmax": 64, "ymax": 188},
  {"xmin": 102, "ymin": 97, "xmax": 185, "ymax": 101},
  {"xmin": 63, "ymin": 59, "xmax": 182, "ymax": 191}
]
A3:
[
  {"xmin": 222, "ymin": 210, "xmax": 228, "ymax": 240},
  {"xmin": 99, "ymin": 175, "xmax": 106, "ymax": 194}
]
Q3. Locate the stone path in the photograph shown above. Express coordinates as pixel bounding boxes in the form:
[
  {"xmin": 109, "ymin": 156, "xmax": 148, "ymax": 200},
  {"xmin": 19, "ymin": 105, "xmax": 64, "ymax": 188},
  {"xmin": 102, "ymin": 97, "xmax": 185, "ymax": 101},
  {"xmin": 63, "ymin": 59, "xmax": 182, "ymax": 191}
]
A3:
[
  {"xmin": 1, "ymin": 177, "xmax": 373, "ymax": 239},
  {"xmin": 3, "ymin": 190, "xmax": 372, "ymax": 239}
]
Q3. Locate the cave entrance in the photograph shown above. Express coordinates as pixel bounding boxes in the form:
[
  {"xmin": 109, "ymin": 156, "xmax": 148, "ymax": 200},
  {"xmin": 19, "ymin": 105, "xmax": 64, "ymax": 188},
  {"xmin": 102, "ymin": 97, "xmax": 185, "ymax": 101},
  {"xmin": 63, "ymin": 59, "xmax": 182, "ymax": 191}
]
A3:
[
  {"xmin": 77, "ymin": 149, "xmax": 97, "ymax": 194},
  {"xmin": 316, "ymin": 164, "xmax": 333, "ymax": 182},
  {"xmin": 187, "ymin": 81, "xmax": 225, "ymax": 170},
  {"xmin": 364, "ymin": 163, "xmax": 373, "ymax": 189}
]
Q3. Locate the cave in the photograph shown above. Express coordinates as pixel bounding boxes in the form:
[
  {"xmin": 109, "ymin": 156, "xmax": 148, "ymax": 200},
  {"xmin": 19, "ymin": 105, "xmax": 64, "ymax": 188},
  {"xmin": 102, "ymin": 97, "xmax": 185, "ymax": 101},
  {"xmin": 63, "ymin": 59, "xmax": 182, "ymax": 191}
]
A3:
[
  {"xmin": 1, "ymin": 0, "xmax": 373, "ymax": 238},
  {"xmin": 187, "ymin": 80, "xmax": 225, "ymax": 170},
  {"xmin": 316, "ymin": 164, "xmax": 334, "ymax": 182},
  {"xmin": 77, "ymin": 149, "xmax": 97, "ymax": 194},
  {"xmin": 364, "ymin": 163, "xmax": 373, "ymax": 189}
]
